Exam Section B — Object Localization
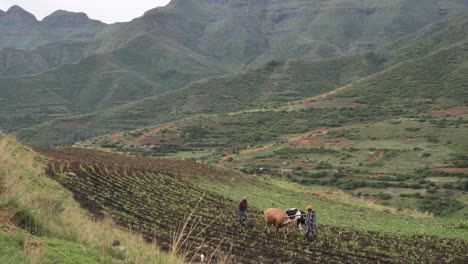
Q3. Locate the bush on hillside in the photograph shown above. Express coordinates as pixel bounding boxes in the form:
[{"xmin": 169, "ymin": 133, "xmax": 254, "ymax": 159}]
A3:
[{"xmin": 417, "ymin": 196, "xmax": 464, "ymax": 216}]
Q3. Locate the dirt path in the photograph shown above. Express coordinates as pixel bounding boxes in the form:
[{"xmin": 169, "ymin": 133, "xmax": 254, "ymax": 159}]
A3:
[
  {"xmin": 290, "ymin": 61, "xmax": 407, "ymax": 106},
  {"xmin": 291, "ymin": 84, "xmax": 353, "ymax": 104},
  {"xmin": 288, "ymin": 129, "xmax": 329, "ymax": 145},
  {"xmin": 108, "ymin": 123, "xmax": 176, "ymax": 144},
  {"xmin": 432, "ymin": 167, "xmax": 468, "ymax": 173},
  {"xmin": 218, "ymin": 144, "xmax": 275, "ymax": 165},
  {"xmin": 135, "ymin": 122, "xmax": 175, "ymax": 144},
  {"xmin": 422, "ymin": 107, "xmax": 468, "ymax": 117},
  {"xmin": 218, "ymin": 129, "xmax": 330, "ymax": 166}
]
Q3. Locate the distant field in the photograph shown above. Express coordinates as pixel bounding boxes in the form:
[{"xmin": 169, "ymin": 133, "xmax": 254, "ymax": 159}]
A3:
[{"xmin": 81, "ymin": 95, "xmax": 468, "ymax": 218}]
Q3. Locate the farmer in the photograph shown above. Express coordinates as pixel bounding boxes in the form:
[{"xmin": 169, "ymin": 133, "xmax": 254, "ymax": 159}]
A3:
[
  {"xmin": 305, "ymin": 205, "xmax": 317, "ymax": 240},
  {"xmin": 236, "ymin": 198, "xmax": 248, "ymax": 225}
]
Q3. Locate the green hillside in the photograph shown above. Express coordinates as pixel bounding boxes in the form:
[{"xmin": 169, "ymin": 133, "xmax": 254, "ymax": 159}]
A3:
[
  {"xmin": 386, "ymin": 12, "xmax": 468, "ymax": 60},
  {"xmin": 0, "ymin": 34, "xmax": 226, "ymax": 131},
  {"xmin": 12, "ymin": 54, "xmax": 386, "ymax": 145},
  {"xmin": 3, "ymin": 2, "xmax": 468, "ymax": 263},
  {"xmin": 14, "ymin": 13, "xmax": 468, "ymax": 146},
  {"xmin": 338, "ymin": 42, "xmax": 468, "ymax": 103},
  {"xmin": 2, "ymin": 1, "xmax": 468, "ymax": 134},
  {"xmin": 0, "ymin": 41, "xmax": 91, "ymax": 77}
]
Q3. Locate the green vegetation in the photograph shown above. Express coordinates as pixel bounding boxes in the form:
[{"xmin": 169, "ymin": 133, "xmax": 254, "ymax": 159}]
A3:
[
  {"xmin": 3, "ymin": 2, "xmax": 468, "ymax": 263},
  {"xmin": 11, "ymin": 13, "xmax": 468, "ymax": 146},
  {"xmin": 82, "ymin": 107, "xmax": 468, "ymax": 218},
  {"xmin": 3, "ymin": 4, "xmax": 468, "ymax": 137}
]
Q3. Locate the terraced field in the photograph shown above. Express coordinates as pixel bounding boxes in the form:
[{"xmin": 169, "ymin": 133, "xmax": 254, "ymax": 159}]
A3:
[{"xmin": 36, "ymin": 147, "xmax": 467, "ymax": 263}]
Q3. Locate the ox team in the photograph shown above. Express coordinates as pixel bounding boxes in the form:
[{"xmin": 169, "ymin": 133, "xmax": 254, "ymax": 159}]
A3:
[{"xmin": 236, "ymin": 198, "xmax": 318, "ymax": 240}]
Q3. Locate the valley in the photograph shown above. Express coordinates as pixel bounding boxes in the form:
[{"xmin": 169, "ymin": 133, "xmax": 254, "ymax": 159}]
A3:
[{"xmin": 1, "ymin": 1, "xmax": 467, "ymax": 263}]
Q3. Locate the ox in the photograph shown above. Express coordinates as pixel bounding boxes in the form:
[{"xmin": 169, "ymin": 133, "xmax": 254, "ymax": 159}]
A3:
[
  {"xmin": 264, "ymin": 208, "xmax": 296, "ymax": 238},
  {"xmin": 285, "ymin": 208, "xmax": 306, "ymax": 231}
]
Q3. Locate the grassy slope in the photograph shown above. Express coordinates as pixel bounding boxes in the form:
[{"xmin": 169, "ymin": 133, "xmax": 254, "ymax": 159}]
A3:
[
  {"xmin": 0, "ymin": 41, "xmax": 92, "ymax": 77},
  {"xmin": 338, "ymin": 42, "xmax": 468, "ymax": 103},
  {"xmin": 14, "ymin": 54, "xmax": 386, "ymax": 146},
  {"xmin": 0, "ymin": 134, "xmax": 184, "ymax": 263}
]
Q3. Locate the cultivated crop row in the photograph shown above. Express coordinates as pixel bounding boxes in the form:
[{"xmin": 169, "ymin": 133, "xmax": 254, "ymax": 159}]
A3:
[{"xmin": 37, "ymin": 147, "xmax": 468, "ymax": 263}]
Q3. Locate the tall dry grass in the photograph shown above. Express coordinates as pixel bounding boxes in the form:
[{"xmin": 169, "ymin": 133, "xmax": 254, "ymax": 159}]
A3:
[
  {"xmin": 0, "ymin": 135, "xmax": 186, "ymax": 263},
  {"xmin": 169, "ymin": 197, "xmax": 233, "ymax": 264}
]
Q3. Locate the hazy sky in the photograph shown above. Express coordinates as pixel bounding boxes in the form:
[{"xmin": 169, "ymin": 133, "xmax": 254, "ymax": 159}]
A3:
[{"xmin": 0, "ymin": 0, "xmax": 171, "ymax": 23}]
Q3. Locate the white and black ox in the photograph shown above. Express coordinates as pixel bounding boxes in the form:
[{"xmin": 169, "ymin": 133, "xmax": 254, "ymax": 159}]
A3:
[{"xmin": 285, "ymin": 208, "xmax": 306, "ymax": 231}]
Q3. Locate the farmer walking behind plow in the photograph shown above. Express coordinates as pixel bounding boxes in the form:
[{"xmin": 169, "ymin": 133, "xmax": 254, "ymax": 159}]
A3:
[
  {"xmin": 236, "ymin": 198, "xmax": 248, "ymax": 226},
  {"xmin": 305, "ymin": 205, "xmax": 317, "ymax": 240}
]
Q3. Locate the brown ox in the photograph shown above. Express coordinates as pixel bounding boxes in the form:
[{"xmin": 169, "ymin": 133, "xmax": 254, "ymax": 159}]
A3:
[{"xmin": 264, "ymin": 208, "xmax": 296, "ymax": 238}]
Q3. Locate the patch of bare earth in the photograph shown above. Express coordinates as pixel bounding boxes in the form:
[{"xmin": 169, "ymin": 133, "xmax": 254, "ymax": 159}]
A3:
[
  {"xmin": 135, "ymin": 123, "xmax": 176, "ymax": 145},
  {"xmin": 422, "ymin": 106, "xmax": 468, "ymax": 117},
  {"xmin": 288, "ymin": 129, "xmax": 329, "ymax": 145},
  {"xmin": 219, "ymin": 144, "xmax": 275, "ymax": 165},
  {"xmin": 0, "ymin": 208, "xmax": 16, "ymax": 231},
  {"xmin": 432, "ymin": 168, "xmax": 468, "ymax": 173},
  {"xmin": 368, "ymin": 151, "xmax": 385, "ymax": 163},
  {"xmin": 303, "ymin": 97, "xmax": 361, "ymax": 109}
]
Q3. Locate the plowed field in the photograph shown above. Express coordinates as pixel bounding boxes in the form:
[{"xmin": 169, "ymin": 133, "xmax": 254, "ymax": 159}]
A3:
[{"xmin": 36, "ymin": 147, "xmax": 468, "ymax": 263}]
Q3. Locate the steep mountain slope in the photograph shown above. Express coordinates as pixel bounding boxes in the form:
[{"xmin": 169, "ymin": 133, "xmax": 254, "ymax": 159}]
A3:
[
  {"xmin": 98, "ymin": 0, "xmax": 468, "ymax": 63},
  {"xmin": 13, "ymin": 54, "xmax": 386, "ymax": 145},
  {"xmin": 0, "ymin": 34, "xmax": 225, "ymax": 123},
  {"xmin": 338, "ymin": 42, "xmax": 468, "ymax": 103},
  {"xmin": 385, "ymin": 12, "xmax": 468, "ymax": 60},
  {"xmin": 14, "ymin": 13, "xmax": 468, "ymax": 146},
  {"xmin": 0, "ymin": 41, "xmax": 91, "ymax": 76},
  {"xmin": 0, "ymin": 6, "xmax": 107, "ymax": 50},
  {"xmin": 2, "ymin": 1, "xmax": 468, "ymax": 125},
  {"xmin": 2, "ymin": 0, "xmax": 467, "ymax": 112}
]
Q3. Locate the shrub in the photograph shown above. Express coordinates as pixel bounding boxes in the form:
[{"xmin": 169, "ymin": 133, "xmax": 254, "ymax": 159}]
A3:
[
  {"xmin": 417, "ymin": 197, "xmax": 464, "ymax": 216},
  {"xmin": 421, "ymin": 152, "xmax": 431, "ymax": 158}
]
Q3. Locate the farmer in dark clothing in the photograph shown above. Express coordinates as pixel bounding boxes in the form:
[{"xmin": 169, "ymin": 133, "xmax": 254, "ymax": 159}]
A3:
[
  {"xmin": 236, "ymin": 198, "xmax": 248, "ymax": 225},
  {"xmin": 305, "ymin": 205, "xmax": 317, "ymax": 240}
]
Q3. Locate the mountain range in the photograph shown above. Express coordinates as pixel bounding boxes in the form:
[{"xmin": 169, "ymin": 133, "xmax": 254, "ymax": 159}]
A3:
[
  {"xmin": 1, "ymin": 0, "xmax": 468, "ymax": 145},
  {"xmin": 0, "ymin": 5, "xmax": 107, "ymax": 50}
]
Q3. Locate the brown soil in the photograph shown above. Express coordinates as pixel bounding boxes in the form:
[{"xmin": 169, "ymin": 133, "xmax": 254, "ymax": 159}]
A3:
[
  {"xmin": 422, "ymin": 107, "xmax": 468, "ymax": 117},
  {"xmin": 110, "ymin": 132, "xmax": 124, "ymax": 142},
  {"xmin": 291, "ymin": 84, "xmax": 353, "ymax": 105},
  {"xmin": 288, "ymin": 129, "xmax": 329, "ymax": 145},
  {"xmin": 219, "ymin": 144, "xmax": 275, "ymax": 165},
  {"xmin": 324, "ymin": 138, "xmax": 349, "ymax": 147},
  {"xmin": 0, "ymin": 208, "xmax": 16, "ymax": 230},
  {"xmin": 136, "ymin": 123, "xmax": 176, "ymax": 145},
  {"xmin": 34, "ymin": 147, "xmax": 468, "ymax": 264},
  {"xmin": 432, "ymin": 167, "xmax": 468, "ymax": 173},
  {"xmin": 368, "ymin": 151, "xmax": 385, "ymax": 163}
]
